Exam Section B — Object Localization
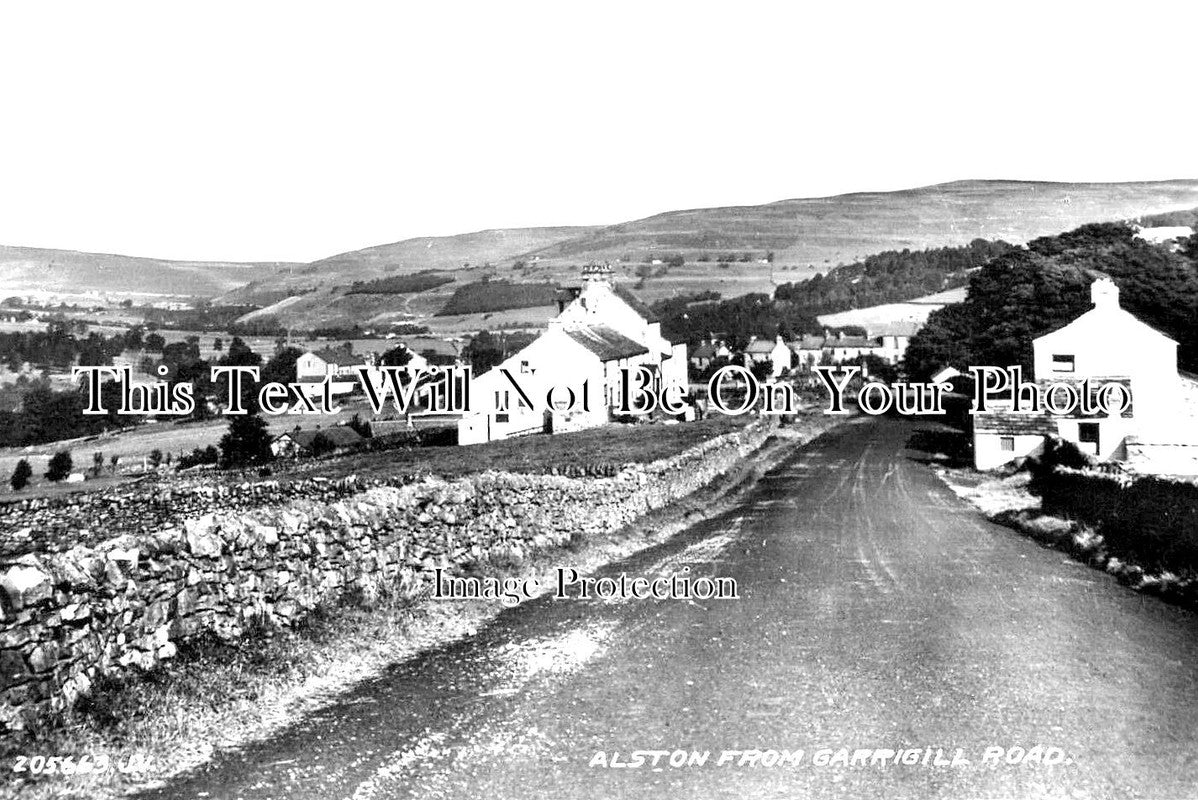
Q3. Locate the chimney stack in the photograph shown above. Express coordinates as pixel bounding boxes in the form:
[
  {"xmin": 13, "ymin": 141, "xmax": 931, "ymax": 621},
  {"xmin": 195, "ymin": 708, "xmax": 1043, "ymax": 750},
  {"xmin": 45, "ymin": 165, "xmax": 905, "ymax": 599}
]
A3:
[{"xmin": 1091, "ymin": 278, "xmax": 1120, "ymax": 309}]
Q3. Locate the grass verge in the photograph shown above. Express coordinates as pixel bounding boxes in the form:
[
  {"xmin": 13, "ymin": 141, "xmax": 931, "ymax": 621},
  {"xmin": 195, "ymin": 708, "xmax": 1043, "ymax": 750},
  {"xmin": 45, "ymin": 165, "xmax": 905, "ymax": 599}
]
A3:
[{"xmin": 935, "ymin": 465, "xmax": 1198, "ymax": 612}]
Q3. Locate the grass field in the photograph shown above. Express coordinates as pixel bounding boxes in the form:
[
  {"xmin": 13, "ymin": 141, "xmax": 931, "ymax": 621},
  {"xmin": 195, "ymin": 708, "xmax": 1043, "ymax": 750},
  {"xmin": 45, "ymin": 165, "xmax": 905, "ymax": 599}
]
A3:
[
  {"xmin": 273, "ymin": 415, "xmax": 756, "ymax": 483},
  {"xmin": 0, "ymin": 400, "xmax": 376, "ymax": 500},
  {"xmin": 0, "ymin": 411, "xmax": 756, "ymax": 501},
  {"xmin": 815, "ymin": 286, "xmax": 968, "ymax": 330}
]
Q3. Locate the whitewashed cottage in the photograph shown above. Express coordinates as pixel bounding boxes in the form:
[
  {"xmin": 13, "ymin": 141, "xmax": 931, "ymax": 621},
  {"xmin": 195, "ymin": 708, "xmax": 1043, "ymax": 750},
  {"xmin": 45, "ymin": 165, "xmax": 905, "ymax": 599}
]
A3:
[
  {"xmin": 974, "ymin": 278, "xmax": 1198, "ymax": 473},
  {"xmin": 458, "ymin": 264, "xmax": 688, "ymax": 444}
]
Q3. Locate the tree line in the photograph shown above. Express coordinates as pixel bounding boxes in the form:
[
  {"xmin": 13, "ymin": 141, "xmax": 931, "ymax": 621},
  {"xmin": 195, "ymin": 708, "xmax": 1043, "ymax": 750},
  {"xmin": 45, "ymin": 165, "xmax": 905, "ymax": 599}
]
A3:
[
  {"xmin": 774, "ymin": 239, "xmax": 1016, "ymax": 313},
  {"xmin": 903, "ymin": 223, "xmax": 1198, "ymax": 379}
]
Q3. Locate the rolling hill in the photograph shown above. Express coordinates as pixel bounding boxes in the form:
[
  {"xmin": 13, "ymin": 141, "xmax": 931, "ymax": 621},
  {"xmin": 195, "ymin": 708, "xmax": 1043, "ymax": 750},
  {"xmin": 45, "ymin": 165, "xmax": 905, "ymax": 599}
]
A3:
[
  {"xmin": 0, "ymin": 245, "xmax": 294, "ymax": 301},
  {"xmin": 4, "ymin": 180, "xmax": 1198, "ymax": 330}
]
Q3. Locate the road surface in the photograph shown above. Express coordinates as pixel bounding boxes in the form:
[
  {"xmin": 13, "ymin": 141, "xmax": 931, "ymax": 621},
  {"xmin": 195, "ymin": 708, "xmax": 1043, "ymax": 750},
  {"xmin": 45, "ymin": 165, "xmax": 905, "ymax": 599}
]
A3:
[{"xmin": 143, "ymin": 418, "xmax": 1198, "ymax": 799}]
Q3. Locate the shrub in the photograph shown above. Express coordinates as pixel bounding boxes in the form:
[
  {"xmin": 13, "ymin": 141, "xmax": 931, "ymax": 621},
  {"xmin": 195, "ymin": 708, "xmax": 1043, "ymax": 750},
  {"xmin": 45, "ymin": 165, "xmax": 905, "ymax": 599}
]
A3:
[
  {"xmin": 1034, "ymin": 468, "xmax": 1198, "ymax": 573},
  {"xmin": 347, "ymin": 414, "xmax": 372, "ymax": 439},
  {"xmin": 9, "ymin": 458, "xmax": 31, "ymax": 491},
  {"xmin": 44, "ymin": 451, "xmax": 72, "ymax": 482},
  {"xmin": 308, "ymin": 432, "xmax": 336, "ymax": 458},
  {"xmin": 219, "ymin": 414, "xmax": 274, "ymax": 469},
  {"xmin": 178, "ymin": 445, "xmax": 219, "ymax": 469}
]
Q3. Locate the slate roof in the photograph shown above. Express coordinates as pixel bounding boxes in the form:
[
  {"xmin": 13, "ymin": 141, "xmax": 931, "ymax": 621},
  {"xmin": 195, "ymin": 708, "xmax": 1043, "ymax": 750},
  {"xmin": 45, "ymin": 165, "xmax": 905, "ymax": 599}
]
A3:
[
  {"xmin": 973, "ymin": 377, "xmax": 1135, "ymax": 435},
  {"xmin": 828, "ymin": 336, "xmax": 876, "ymax": 349},
  {"xmin": 692, "ymin": 343, "xmax": 717, "ymax": 360},
  {"xmin": 563, "ymin": 325, "xmax": 650, "ymax": 362},
  {"xmin": 793, "ymin": 335, "xmax": 826, "ymax": 351},
  {"xmin": 312, "ymin": 347, "xmax": 367, "ymax": 367},
  {"xmin": 744, "ymin": 339, "xmax": 775, "ymax": 354},
  {"xmin": 972, "ymin": 411, "xmax": 1059, "ymax": 436}
]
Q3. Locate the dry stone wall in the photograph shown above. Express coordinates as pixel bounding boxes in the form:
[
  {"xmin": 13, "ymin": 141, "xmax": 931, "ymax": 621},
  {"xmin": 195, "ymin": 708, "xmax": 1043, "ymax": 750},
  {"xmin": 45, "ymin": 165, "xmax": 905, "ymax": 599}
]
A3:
[{"xmin": 0, "ymin": 420, "xmax": 776, "ymax": 729}]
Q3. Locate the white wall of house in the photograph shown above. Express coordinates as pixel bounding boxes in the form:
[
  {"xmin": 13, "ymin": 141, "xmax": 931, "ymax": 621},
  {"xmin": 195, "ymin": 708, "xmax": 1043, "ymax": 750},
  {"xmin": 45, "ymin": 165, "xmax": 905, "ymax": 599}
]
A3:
[
  {"xmin": 1033, "ymin": 279, "xmax": 1180, "ymax": 429},
  {"xmin": 665, "ymin": 343, "xmax": 689, "ymax": 393},
  {"xmin": 974, "ymin": 432, "xmax": 1047, "ymax": 470},
  {"xmin": 793, "ymin": 348, "xmax": 823, "ymax": 370},
  {"xmin": 459, "ymin": 329, "xmax": 609, "ymax": 445},
  {"xmin": 296, "ymin": 351, "xmax": 358, "ymax": 394},
  {"xmin": 768, "ymin": 337, "xmax": 792, "ymax": 377},
  {"xmin": 1052, "ymin": 417, "xmax": 1136, "ymax": 462},
  {"xmin": 876, "ymin": 335, "xmax": 910, "ymax": 364},
  {"xmin": 296, "ymin": 352, "xmax": 328, "ymax": 381}
]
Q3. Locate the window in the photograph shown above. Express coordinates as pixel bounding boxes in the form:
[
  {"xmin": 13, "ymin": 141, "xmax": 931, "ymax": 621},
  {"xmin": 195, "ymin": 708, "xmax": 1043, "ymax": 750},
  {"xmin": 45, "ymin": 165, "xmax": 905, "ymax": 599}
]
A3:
[
  {"xmin": 1077, "ymin": 422, "xmax": 1099, "ymax": 455},
  {"xmin": 1000, "ymin": 436, "xmax": 1015, "ymax": 452},
  {"xmin": 520, "ymin": 360, "xmax": 531, "ymax": 374},
  {"xmin": 496, "ymin": 413, "xmax": 510, "ymax": 423},
  {"xmin": 1052, "ymin": 354, "xmax": 1075, "ymax": 373}
]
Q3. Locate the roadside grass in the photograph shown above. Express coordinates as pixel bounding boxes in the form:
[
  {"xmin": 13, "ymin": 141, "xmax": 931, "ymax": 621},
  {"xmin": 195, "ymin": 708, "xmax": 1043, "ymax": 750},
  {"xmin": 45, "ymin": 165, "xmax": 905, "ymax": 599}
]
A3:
[
  {"xmin": 934, "ymin": 467, "xmax": 1039, "ymax": 517},
  {"xmin": 936, "ymin": 465, "xmax": 1198, "ymax": 610}
]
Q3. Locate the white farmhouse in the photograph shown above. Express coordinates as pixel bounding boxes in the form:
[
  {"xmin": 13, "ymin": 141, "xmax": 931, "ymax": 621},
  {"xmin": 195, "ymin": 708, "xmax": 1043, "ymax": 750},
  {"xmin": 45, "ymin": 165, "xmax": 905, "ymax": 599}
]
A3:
[
  {"xmin": 296, "ymin": 345, "xmax": 375, "ymax": 393},
  {"xmin": 458, "ymin": 264, "xmax": 688, "ymax": 444},
  {"xmin": 974, "ymin": 278, "xmax": 1198, "ymax": 472}
]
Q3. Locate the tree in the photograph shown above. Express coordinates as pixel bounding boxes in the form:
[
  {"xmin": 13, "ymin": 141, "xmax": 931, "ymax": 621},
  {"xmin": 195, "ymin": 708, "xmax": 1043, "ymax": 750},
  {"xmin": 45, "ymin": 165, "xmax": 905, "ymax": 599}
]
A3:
[
  {"xmin": 903, "ymin": 222, "xmax": 1198, "ymax": 379},
  {"xmin": 213, "ymin": 337, "xmax": 224, "ymax": 352},
  {"xmin": 379, "ymin": 345, "xmax": 414, "ymax": 368},
  {"xmin": 262, "ymin": 346, "xmax": 304, "ymax": 385},
  {"xmin": 463, "ymin": 330, "xmax": 505, "ymax": 374},
  {"xmin": 347, "ymin": 413, "xmax": 372, "ymax": 439},
  {"xmin": 10, "ymin": 459, "xmax": 31, "ymax": 491},
  {"xmin": 308, "ymin": 431, "xmax": 335, "ymax": 458},
  {"xmin": 92, "ymin": 451, "xmax": 104, "ymax": 476},
  {"xmin": 149, "ymin": 449, "xmax": 164, "ymax": 468},
  {"xmin": 123, "ymin": 325, "xmax": 144, "ymax": 351},
  {"xmin": 219, "ymin": 413, "xmax": 274, "ymax": 469},
  {"xmin": 45, "ymin": 450, "xmax": 72, "ymax": 482},
  {"xmin": 144, "ymin": 332, "xmax": 166, "ymax": 352},
  {"xmin": 220, "ymin": 336, "xmax": 261, "ymax": 368}
]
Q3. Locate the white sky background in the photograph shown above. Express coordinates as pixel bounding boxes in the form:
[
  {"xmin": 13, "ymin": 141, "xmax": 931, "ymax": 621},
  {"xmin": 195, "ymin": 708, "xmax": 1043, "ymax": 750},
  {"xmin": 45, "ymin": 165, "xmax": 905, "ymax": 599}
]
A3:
[{"xmin": 0, "ymin": 1, "xmax": 1195, "ymax": 263}]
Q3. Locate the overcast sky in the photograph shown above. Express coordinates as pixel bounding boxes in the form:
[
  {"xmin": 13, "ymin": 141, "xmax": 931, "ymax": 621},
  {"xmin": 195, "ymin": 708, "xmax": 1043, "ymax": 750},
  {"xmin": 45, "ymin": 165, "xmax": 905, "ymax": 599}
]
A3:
[{"xmin": 0, "ymin": 1, "xmax": 1194, "ymax": 263}]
